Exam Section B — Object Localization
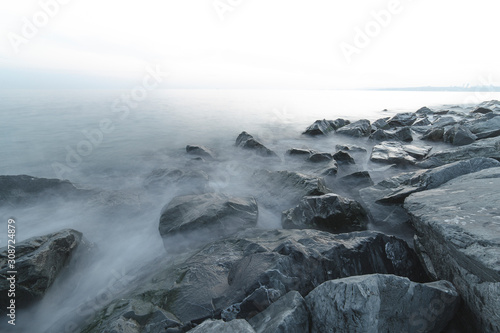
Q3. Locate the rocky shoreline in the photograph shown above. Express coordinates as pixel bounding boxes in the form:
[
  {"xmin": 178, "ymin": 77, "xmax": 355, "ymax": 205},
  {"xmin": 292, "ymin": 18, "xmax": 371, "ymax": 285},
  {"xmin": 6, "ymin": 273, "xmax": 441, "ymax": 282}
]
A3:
[{"xmin": 1, "ymin": 100, "xmax": 499, "ymax": 332}]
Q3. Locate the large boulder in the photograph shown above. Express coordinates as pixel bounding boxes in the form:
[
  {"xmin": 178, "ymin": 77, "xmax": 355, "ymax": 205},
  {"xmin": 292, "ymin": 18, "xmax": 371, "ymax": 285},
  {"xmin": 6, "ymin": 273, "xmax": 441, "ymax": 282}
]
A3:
[
  {"xmin": 305, "ymin": 274, "xmax": 459, "ymax": 333},
  {"xmin": 235, "ymin": 132, "xmax": 278, "ymax": 158},
  {"xmin": 370, "ymin": 142, "xmax": 431, "ymax": 165},
  {"xmin": 387, "ymin": 112, "xmax": 417, "ymax": 127},
  {"xmin": 81, "ymin": 229, "xmax": 427, "ymax": 332},
  {"xmin": 0, "ymin": 229, "xmax": 91, "ymax": 312},
  {"xmin": 282, "ymin": 193, "xmax": 368, "ymax": 233},
  {"xmin": 302, "ymin": 119, "xmax": 349, "ymax": 136},
  {"xmin": 336, "ymin": 119, "xmax": 371, "ymax": 137},
  {"xmin": 417, "ymin": 136, "xmax": 500, "ymax": 168},
  {"xmin": 420, "ymin": 127, "xmax": 445, "ymax": 141},
  {"xmin": 405, "ymin": 167, "xmax": 500, "ymax": 332},
  {"xmin": 443, "ymin": 125, "xmax": 477, "ymax": 146},
  {"xmin": 159, "ymin": 193, "xmax": 258, "ymax": 247},
  {"xmin": 248, "ymin": 291, "xmax": 309, "ymax": 333},
  {"xmin": 370, "ymin": 126, "xmax": 413, "ymax": 142},
  {"xmin": 190, "ymin": 319, "xmax": 256, "ymax": 333},
  {"xmin": 465, "ymin": 114, "xmax": 500, "ymax": 139},
  {"xmin": 431, "ymin": 116, "xmax": 457, "ymax": 128}
]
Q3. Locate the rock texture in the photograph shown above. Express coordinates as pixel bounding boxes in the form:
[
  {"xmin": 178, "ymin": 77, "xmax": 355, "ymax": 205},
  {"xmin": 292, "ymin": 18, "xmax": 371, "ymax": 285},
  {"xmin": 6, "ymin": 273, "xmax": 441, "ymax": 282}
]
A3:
[
  {"xmin": 235, "ymin": 132, "xmax": 278, "ymax": 158},
  {"xmin": 303, "ymin": 119, "xmax": 349, "ymax": 136},
  {"xmin": 387, "ymin": 112, "xmax": 417, "ymax": 127},
  {"xmin": 405, "ymin": 167, "xmax": 500, "ymax": 332},
  {"xmin": 305, "ymin": 274, "xmax": 459, "ymax": 333},
  {"xmin": 443, "ymin": 125, "xmax": 477, "ymax": 146},
  {"xmin": 282, "ymin": 193, "xmax": 368, "ymax": 233},
  {"xmin": 370, "ymin": 142, "xmax": 431, "ymax": 165},
  {"xmin": 370, "ymin": 126, "xmax": 413, "ymax": 142},
  {"xmin": 336, "ymin": 119, "xmax": 371, "ymax": 137},
  {"xmin": 186, "ymin": 145, "xmax": 216, "ymax": 160},
  {"xmin": 190, "ymin": 319, "xmax": 256, "ymax": 333}
]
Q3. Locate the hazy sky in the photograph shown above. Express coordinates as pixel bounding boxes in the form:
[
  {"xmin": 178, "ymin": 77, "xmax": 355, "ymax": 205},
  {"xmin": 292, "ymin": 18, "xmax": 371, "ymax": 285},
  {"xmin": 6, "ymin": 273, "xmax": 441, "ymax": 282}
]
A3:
[{"xmin": 0, "ymin": 0, "xmax": 499, "ymax": 89}]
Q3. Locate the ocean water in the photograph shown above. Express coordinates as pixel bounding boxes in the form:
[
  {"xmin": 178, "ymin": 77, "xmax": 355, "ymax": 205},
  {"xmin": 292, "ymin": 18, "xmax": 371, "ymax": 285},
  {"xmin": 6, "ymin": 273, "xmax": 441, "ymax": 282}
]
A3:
[{"xmin": 1, "ymin": 89, "xmax": 499, "ymax": 332}]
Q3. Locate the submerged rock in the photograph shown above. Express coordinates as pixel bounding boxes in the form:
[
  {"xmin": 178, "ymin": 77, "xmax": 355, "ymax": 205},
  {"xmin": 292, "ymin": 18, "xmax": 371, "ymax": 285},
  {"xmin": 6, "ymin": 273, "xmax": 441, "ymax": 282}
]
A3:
[
  {"xmin": 332, "ymin": 150, "xmax": 355, "ymax": 164},
  {"xmin": 159, "ymin": 193, "xmax": 258, "ymax": 247},
  {"xmin": 0, "ymin": 229, "xmax": 91, "ymax": 312},
  {"xmin": 336, "ymin": 119, "xmax": 371, "ymax": 137},
  {"xmin": 235, "ymin": 132, "xmax": 278, "ymax": 158},
  {"xmin": 186, "ymin": 145, "xmax": 216, "ymax": 160},
  {"xmin": 305, "ymin": 274, "xmax": 459, "ymax": 333},
  {"xmin": 307, "ymin": 152, "xmax": 333, "ymax": 163},
  {"xmin": 405, "ymin": 167, "xmax": 500, "ymax": 332},
  {"xmin": 286, "ymin": 148, "xmax": 315, "ymax": 158},
  {"xmin": 282, "ymin": 193, "xmax": 368, "ymax": 233}
]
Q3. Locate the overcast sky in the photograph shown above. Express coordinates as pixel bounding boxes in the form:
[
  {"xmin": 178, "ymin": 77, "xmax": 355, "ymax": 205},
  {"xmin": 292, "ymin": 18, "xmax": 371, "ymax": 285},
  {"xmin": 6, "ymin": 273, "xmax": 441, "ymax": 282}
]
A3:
[{"xmin": 0, "ymin": 0, "xmax": 499, "ymax": 89}]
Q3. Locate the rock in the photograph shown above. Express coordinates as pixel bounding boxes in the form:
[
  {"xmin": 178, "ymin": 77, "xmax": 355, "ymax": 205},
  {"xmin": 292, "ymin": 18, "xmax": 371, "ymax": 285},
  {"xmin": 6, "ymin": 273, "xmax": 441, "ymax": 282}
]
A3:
[
  {"xmin": 472, "ymin": 107, "xmax": 493, "ymax": 114},
  {"xmin": 465, "ymin": 114, "xmax": 500, "ymax": 139},
  {"xmin": 305, "ymin": 274, "xmax": 459, "ymax": 333},
  {"xmin": 144, "ymin": 169, "xmax": 210, "ymax": 195},
  {"xmin": 82, "ymin": 229, "xmax": 427, "ymax": 331},
  {"xmin": 286, "ymin": 148, "xmax": 315, "ymax": 158},
  {"xmin": 443, "ymin": 125, "xmax": 477, "ymax": 146},
  {"xmin": 416, "ymin": 106, "xmax": 433, "ymax": 115},
  {"xmin": 0, "ymin": 175, "xmax": 83, "ymax": 206},
  {"xmin": 370, "ymin": 142, "xmax": 431, "ymax": 165},
  {"xmin": 417, "ymin": 136, "xmax": 500, "ymax": 168},
  {"xmin": 338, "ymin": 171, "xmax": 374, "ymax": 190},
  {"xmin": 302, "ymin": 119, "xmax": 350, "ymax": 136},
  {"xmin": 387, "ymin": 112, "xmax": 417, "ymax": 127},
  {"xmin": 307, "ymin": 152, "xmax": 333, "ymax": 163},
  {"xmin": 421, "ymin": 127, "xmax": 445, "ymax": 141},
  {"xmin": 332, "ymin": 150, "xmax": 355, "ymax": 164},
  {"xmin": 412, "ymin": 117, "xmax": 431, "ymax": 126},
  {"xmin": 335, "ymin": 144, "xmax": 367, "ymax": 153},
  {"xmin": 372, "ymin": 117, "xmax": 390, "ymax": 130},
  {"xmin": 0, "ymin": 229, "xmax": 91, "ymax": 312},
  {"xmin": 186, "ymin": 145, "xmax": 216, "ymax": 160},
  {"xmin": 405, "ymin": 167, "xmax": 500, "ymax": 332},
  {"xmin": 432, "ymin": 116, "xmax": 457, "ymax": 128},
  {"xmin": 159, "ymin": 193, "xmax": 258, "ymax": 247},
  {"xmin": 235, "ymin": 132, "xmax": 278, "ymax": 158},
  {"xmin": 336, "ymin": 119, "xmax": 371, "ymax": 137},
  {"xmin": 369, "ymin": 126, "xmax": 413, "ymax": 142},
  {"xmin": 190, "ymin": 319, "xmax": 256, "ymax": 333},
  {"xmin": 282, "ymin": 193, "xmax": 368, "ymax": 233},
  {"xmin": 248, "ymin": 291, "xmax": 309, "ymax": 333},
  {"xmin": 318, "ymin": 160, "xmax": 339, "ymax": 176}
]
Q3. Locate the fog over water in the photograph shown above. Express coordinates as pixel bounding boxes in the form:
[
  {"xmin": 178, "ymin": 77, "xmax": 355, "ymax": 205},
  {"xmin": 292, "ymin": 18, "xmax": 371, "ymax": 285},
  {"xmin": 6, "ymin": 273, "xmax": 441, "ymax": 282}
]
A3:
[{"xmin": 1, "ymin": 89, "xmax": 499, "ymax": 332}]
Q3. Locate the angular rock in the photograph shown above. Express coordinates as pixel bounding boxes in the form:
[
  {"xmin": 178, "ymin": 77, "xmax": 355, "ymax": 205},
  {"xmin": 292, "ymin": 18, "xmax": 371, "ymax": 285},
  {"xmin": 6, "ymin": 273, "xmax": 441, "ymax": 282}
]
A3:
[
  {"xmin": 302, "ymin": 119, "xmax": 349, "ymax": 136},
  {"xmin": 412, "ymin": 117, "xmax": 431, "ymax": 126},
  {"xmin": 286, "ymin": 148, "xmax": 315, "ymax": 158},
  {"xmin": 421, "ymin": 127, "xmax": 444, "ymax": 141},
  {"xmin": 443, "ymin": 125, "xmax": 477, "ymax": 146},
  {"xmin": 318, "ymin": 160, "xmax": 339, "ymax": 177},
  {"xmin": 465, "ymin": 115, "xmax": 500, "ymax": 139},
  {"xmin": 332, "ymin": 150, "xmax": 355, "ymax": 164},
  {"xmin": 305, "ymin": 274, "xmax": 459, "ymax": 333},
  {"xmin": 372, "ymin": 117, "xmax": 390, "ymax": 130},
  {"xmin": 417, "ymin": 136, "xmax": 500, "ymax": 168},
  {"xmin": 370, "ymin": 142, "xmax": 418, "ymax": 165},
  {"xmin": 248, "ymin": 291, "xmax": 309, "ymax": 333},
  {"xmin": 190, "ymin": 319, "xmax": 256, "ymax": 333},
  {"xmin": 0, "ymin": 229, "xmax": 91, "ymax": 312},
  {"xmin": 159, "ymin": 193, "xmax": 258, "ymax": 247},
  {"xmin": 416, "ymin": 106, "xmax": 433, "ymax": 115},
  {"xmin": 282, "ymin": 193, "xmax": 368, "ymax": 233},
  {"xmin": 335, "ymin": 144, "xmax": 367, "ymax": 153},
  {"xmin": 432, "ymin": 116, "xmax": 457, "ymax": 128},
  {"xmin": 307, "ymin": 152, "xmax": 333, "ymax": 163},
  {"xmin": 387, "ymin": 112, "xmax": 417, "ymax": 127},
  {"xmin": 370, "ymin": 126, "xmax": 413, "ymax": 142},
  {"xmin": 336, "ymin": 119, "xmax": 371, "ymax": 137},
  {"xmin": 235, "ymin": 132, "xmax": 278, "ymax": 158},
  {"xmin": 472, "ymin": 107, "xmax": 493, "ymax": 114},
  {"xmin": 405, "ymin": 167, "xmax": 500, "ymax": 332},
  {"xmin": 338, "ymin": 171, "xmax": 374, "ymax": 190},
  {"xmin": 186, "ymin": 145, "xmax": 216, "ymax": 160}
]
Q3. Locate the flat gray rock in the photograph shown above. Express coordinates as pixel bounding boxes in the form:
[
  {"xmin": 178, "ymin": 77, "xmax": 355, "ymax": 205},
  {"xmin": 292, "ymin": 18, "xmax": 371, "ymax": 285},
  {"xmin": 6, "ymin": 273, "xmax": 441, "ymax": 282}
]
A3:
[
  {"xmin": 405, "ymin": 167, "xmax": 500, "ymax": 332},
  {"xmin": 190, "ymin": 319, "xmax": 256, "ymax": 333},
  {"xmin": 370, "ymin": 142, "xmax": 431, "ymax": 165},
  {"xmin": 305, "ymin": 274, "xmax": 459, "ymax": 333}
]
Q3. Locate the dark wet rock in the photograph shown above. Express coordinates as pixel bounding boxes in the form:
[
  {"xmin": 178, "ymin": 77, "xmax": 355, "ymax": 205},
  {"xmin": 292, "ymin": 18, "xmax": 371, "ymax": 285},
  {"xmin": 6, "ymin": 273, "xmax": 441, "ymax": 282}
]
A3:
[
  {"xmin": 370, "ymin": 142, "xmax": 431, "ymax": 165},
  {"xmin": 282, "ymin": 193, "xmax": 368, "ymax": 233},
  {"xmin": 387, "ymin": 112, "xmax": 417, "ymax": 127},
  {"xmin": 417, "ymin": 136, "xmax": 500, "ymax": 168},
  {"xmin": 335, "ymin": 144, "xmax": 367, "ymax": 153},
  {"xmin": 307, "ymin": 152, "xmax": 333, "ymax": 163},
  {"xmin": 338, "ymin": 171, "xmax": 374, "ymax": 190},
  {"xmin": 472, "ymin": 107, "xmax": 493, "ymax": 114},
  {"xmin": 286, "ymin": 148, "xmax": 315, "ymax": 158},
  {"xmin": 81, "ymin": 229, "xmax": 427, "ymax": 331},
  {"xmin": 465, "ymin": 114, "xmax": 500, "ymax": 139},
  {"xmin": 0, "ymin": 229, "xmax": 92, "ymax": 312},
  {"xmin": 190, "ymin": 319, "xmax": 256, "ymax": 333},
  {"xmin": 248, "ymin": 291, "xmax": 309, "ymax": 333},
  {"xmin": 159, "ymin": 193, "xmax": 258, "ymax": 247},
  {"xmin": 432, "ymin": 116, "xmax": 457, "ymax": 128},
  {"xmin": 317, "ymin": 160, "xmax": 339, "ymax": 177},
  {"xmin": 412, "ymin": 117, "xmax": 431, "ymax": 127},
  {"xmin": 372, "ymin": 117, "xmax": 390, "ymax": 130},
  {"xmin": 235, "ymin": 132, "xmax": 278, "ymax": 158},
  {"xmin": 0, "ymin": 175, "xmax": 83, "ymax": 206},
  {"xmin": 420, "ymin": 127, "xmax": 445, "ymax": 141},
  {"xmin": 369, "ymin": 126, "xmax": 413, "ymax": 142},
  {"xmin": 186, "ymin": 145, "xmax": 216, "ymax": 160},
  {"xmin": 332, "ymin": 150, "xmax": 355, "ymax": 164},
  {"xmin": 144, "ymin": 169, "xmax": 210, "ymax": 195},
  {"xmin": 336, "ymin": 119, "xmax": 371, "ymax": 137},
  {"xmin": 416, "ymin": 106, "xmax": 433, "ymax": 115},
  {"xmin": 405, "ymin": 167, "xmax": 500, "ymax": 332},
  {"xmin": 302, "ymin": 119, "xmax": 350, "ymax": 136},
  {"xmin": 443, "ymin": 125, "xmax": 477, "ymax": 146},
  {"xmin": 305, "ymin": 274, "xmax": 459, "ymax": 333}
]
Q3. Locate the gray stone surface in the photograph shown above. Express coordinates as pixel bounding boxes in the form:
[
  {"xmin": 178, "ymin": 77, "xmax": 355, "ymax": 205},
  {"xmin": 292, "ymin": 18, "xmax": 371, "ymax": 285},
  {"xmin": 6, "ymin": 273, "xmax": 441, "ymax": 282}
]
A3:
[
  {"xmin": 235, "ymin": 131, "xmax": 278, "ymax": 158},
  {"xmin": 282, "ymin": 193, "xmax": 367, "ymax": 233},
  {"xmin": 405, "ymin": 167, "xmax": 500, "ymax": 332},
  {"xmin": 421, "ymin": 127, "xmax": 444, "ymax": 141},
  {"xmin": 189, "ymin": 319, "xmax": 256, "ymax": 333},
  {"xmin": 248, "ymin": 291, "xmax": 309, "ymax": 333},
  {"xmin": 443, "ymin": 125, "xmax": 477, "ymax": 146},
  {"xmin": 335, "ymin": 144, "xmax": 367, "ymax": 153},
  {"xmin": 336, "ymin": 119, "xmax": 371, "ymax": 137},
  {"xmin": 370, "ymin": 142, "xmax": 431, "ymax": 165},
  {"xmin": 305, "ymin": 274, "xmax": 459, "ymax": 333},
  {"xmin": 370, "ymin": 126, "xmax": 413, "ymax": 142},
  {"xmin": 387, "ymin": 112, "xmax": 417, "ymax": 127},
  {"xmin": 186, "ymin": 145, "xmax": 216, "ymax": 159},
  {"xmin": 302, "ymin": 119, "xmax": 350, "ymax": 136}
]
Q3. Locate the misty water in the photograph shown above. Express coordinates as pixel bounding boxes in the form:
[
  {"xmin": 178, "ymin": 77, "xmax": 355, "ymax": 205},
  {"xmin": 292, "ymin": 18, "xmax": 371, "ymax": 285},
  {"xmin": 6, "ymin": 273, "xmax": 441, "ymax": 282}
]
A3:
[{"xmin": 1, "ymin": 89, "xmax": 499, "ymax": 332}]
